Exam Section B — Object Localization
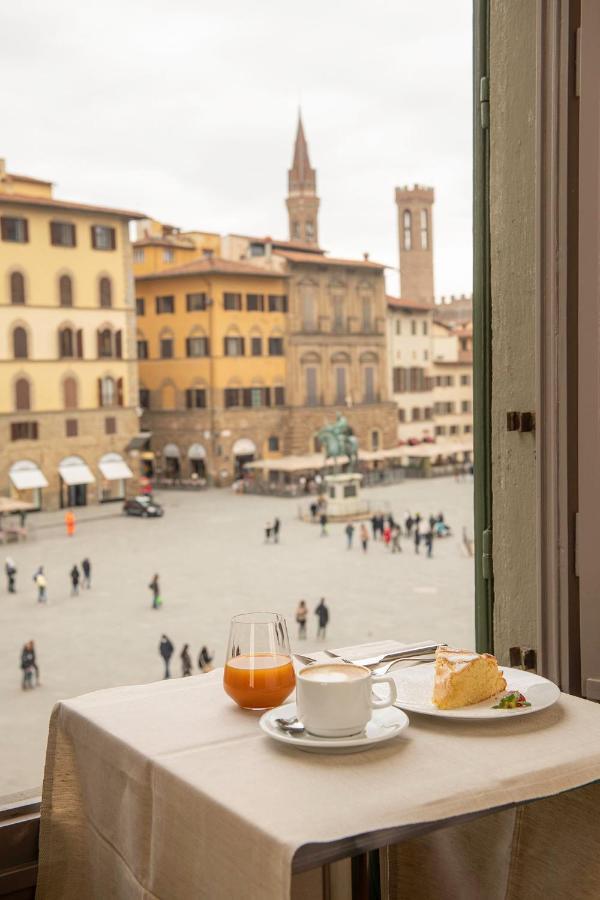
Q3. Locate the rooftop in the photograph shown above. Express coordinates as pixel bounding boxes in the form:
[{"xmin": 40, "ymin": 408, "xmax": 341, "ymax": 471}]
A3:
[
  {"xmin": 387, "ymin": 295, "xmax": 435, "ymax": 312},
  {"xmin": 136, "ymin": 255, "xmax": 287, "ymax": 281},
  {"xmin": 0, "ymin": 191, "xmax": 145, "ymax": 220},
  {"xmin": 275, "ymin": 249, "xmax": 385, "ymax": 270}
]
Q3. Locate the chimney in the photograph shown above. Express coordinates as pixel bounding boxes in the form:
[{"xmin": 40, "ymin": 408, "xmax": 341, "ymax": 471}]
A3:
[{"xmin": 363, "ymin": 252, "xmax": 370, "ymax": 261}]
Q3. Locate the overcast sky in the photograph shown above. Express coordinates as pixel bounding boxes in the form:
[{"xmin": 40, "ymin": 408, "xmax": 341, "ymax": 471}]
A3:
[{"xmin": 2, "ymin": 0, "xmax": 472, "ymax": 297}]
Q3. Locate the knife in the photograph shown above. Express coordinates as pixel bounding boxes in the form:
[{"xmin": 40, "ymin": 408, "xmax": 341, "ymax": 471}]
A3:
[{"xmin": 325, "ymin": 641, "xmax": 441, "ymax": 668}]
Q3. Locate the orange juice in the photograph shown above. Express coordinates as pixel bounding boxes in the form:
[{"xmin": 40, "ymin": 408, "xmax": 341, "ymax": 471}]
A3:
[{"xmin": 224, "ymin": 653, "xmax": 296, "ymax": 709}]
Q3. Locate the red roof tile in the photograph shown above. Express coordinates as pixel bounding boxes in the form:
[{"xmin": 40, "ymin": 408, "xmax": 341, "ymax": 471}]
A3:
[
  {"xmin": 0, "ymin": 192, "xmax": 145, "ymax": 219},
  {"xmin": 136, "ymin": 256, "xmax": 288, "ymax": 281},
  {"xmin": 275, "ymin": 250, "xmax": 385, "ymax": 270},
  {"xmin": 387, "ymin": 295, "xmax": 435, "ymax": 311}
]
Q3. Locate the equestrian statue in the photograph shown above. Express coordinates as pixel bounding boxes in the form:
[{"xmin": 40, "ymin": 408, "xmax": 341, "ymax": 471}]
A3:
[{"xmin": 316, "ymin": 413, "xmax": 359, "ymax": 472}]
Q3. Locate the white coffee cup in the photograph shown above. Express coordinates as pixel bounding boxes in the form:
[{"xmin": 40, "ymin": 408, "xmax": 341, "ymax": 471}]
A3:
[{"xmin": 296, "ymin": 663, "xmax": 398, "ymax": 737}]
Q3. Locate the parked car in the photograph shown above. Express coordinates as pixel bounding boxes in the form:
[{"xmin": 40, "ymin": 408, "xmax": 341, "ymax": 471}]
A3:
[{"xmin": 123, "ymin": 496, "xmax": 164, "ymax": 518}]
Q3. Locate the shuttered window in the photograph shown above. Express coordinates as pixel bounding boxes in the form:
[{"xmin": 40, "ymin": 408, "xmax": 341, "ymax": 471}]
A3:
[
  {"xmin": 156, "ymin": 295, "xmax": 175, "ymax": 314},
  {"xmin": 223, "ymin": 293, "xmax": 242, "ymax": 311},
  {"xmin": 224, "ymin": 337, "xmax": 244, "ymax": 356},
  {"xmin": 224, "ymin": 388, "xmax": 240, "ymax": 408},
  {"xmin": 186, "ymin": 293, "xmax": 207, "ymax": 311},
  {"xmin": 246, "ymin": 294, "xmax": 264, "ymax": 311},
  {"xmin": 59, "ymin": 275, "xmax": 73, "ymax": 307},
  {"xmin": 160, "ymin": 339, "xmax": 174, "ymax": 358},
  {"xmin": 14, "ymin": 378, "xmax": 31, "ymax": 410},
  {"xmin": 274, "ymin": 386, "xmax": 285, "ymax": 406},
  {"xmin": 50, "ymin": 221, "xmax": 76, "ymax": 247},
  {"xmin": 13, "ymin": 327, "xmax": 28, "ymax": 359},
  {"xmin": 1, "ymin": 217, "xmax": 28, "ymax": 243},
  {"xmin": 99, "ymin": 277, "xmax": 112, "ymax": 308},
  {"xmin": 268, "ymin": 337, "xmax": 284, "ymax": 356},
  {"xmin": 185, "ymin": 389, "xmax": 207, "ymax": 409},
  {"xmin": 10, "ymin": 272, "xmax": 25, "ymax": 305},
  {"xmin": 137, "ymin": 340, "xmax": 149, "ymax": 359},
  {"xmin": 91, "ymin": 225, "xmax": 116, "ymax": 250},
  {"xmin": 186, "ymin": 337, "xmax": 209, "ymax": 357},
  {"xmin": 268, "ymin": 295, "xmax": 288, "ymax": 312},
  {"xmin": 10, "ymin": 421, "xmax": 38, "ymax": 441}
]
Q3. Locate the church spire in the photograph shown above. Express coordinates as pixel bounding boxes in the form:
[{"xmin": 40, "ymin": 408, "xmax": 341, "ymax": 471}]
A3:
[{"xmin": 286, "ymin": 111, "xmax": 320, "ymax": 245}]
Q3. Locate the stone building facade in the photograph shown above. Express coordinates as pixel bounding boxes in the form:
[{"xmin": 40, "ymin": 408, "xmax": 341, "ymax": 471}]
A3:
[
  {"xmin": 395, "ymin": 184, "xmax": 435, "ymax": 304},
  {"xmin": 0, "ymin": 159, "xmax": 142, "ymax": 510}
]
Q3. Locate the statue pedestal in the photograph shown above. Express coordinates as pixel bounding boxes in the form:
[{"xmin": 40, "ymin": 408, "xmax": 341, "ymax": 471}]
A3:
[{"xmin": 323, "ymin": 473, "xmax": 367, "ymax": 519}]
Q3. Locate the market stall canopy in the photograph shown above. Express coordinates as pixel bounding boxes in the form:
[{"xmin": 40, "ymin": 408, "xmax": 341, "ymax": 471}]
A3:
[
  {"xmin": 188, "ymin": 443, "xmax": 207, "ymax": 460},
  {"xmin": 9, "ymin": 460, "xmax": 48, "ymax": 491},
  {"xmin": 0, "ymin": 497, "xmax": 36, "ymax": 514},
  {"xmin": 58, "ymin": 456, "xmax": 95, "ymax": 486},
  {"xmin": 98, "ymin": 453, "xmax": 133, "ymax": 481}
]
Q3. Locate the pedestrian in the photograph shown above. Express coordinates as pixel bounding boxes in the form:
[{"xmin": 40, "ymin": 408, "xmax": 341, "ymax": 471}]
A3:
[
  {"xmin": 5, "ymin": 557, "xmax": 16, "ymax": 593},
  {"xmin": 272, "ymin": 517, "xmax": 281, "ymax": 544},
  {"xmin": 360, "ymin": 523, "xmax": 369, "ymax": 553},
  {"xmin": 81, "ymin": 558, "xmax": 91, "ymax": 589},
  {"xmin": 414, "ymin": 526, "xmax": 421, "ymax": 555},
  {"xmin": 345, "ymin": 522, "xmax": 355, "ymax": 549},
  {"xmin": 264, "ymin": 521, "xmax": 272, "ymax": 543},
  {"xmin": 181, "ymin": 644, "xmax": 193, "ymax": 677},
  {"xmin": 33, "ymin": 567, "xmax": 47, "ymax": 603},
  {"xmin": 19, "ymin": 510, "xmax": 27, "ymax": 530},
  {"xmin": 198, "ymin": 646, "xmax": 214, "ymax": 673},
  {"xmin": 319, "ymin": 512, "xmax": 328, "ymax": 537},
  {"xmin": 429, "ymin": 515, "xmax": 437, "ymax": 531},
  {"xmin": 296, "ymin": 600, "xmax": 308, "ymax": 639},
  {"xmin": 425, "ymin": 529, "xmax": 434, "ymax": 558},
  {"xmin": 159, "ymin": 634, "xmax": 174, "ymax": 679},
  {"xmin": 309, "ymin": 501, "xmax": 318, "ymax": 520},
  {"xmin": 65, "ymin": 509, "xmax": 76, "ymax": 537},
  {"xmin": 20, "ymin": 641, "xmax": 38, "ymax": 690},
  {"xmin": 70, "ymin": 564, "xmax": 80, "ymax": 596},
  {"xmin": 315, "ymin": 598, "xmax": 329, "ymax": 639},
  {"xmin": 383, "ymin": 523, "xmax": 392, "ymax": 547},
  {"xmin": 405, "ymin": 514, "xmax": 414, "ymax": 537},
  {"xmin": 391, "ymin": 525, "xmax": 402, "ymax": 553},
  {"xmin": 414, "ymin": 513, "xmax": 422, "ymax": 530},
  {"xmin": 371, "ymin": 514, "xmax": 378, "ymax": 540},
  {"xmin": 149, "ymin": 573, "xmax": 161, "ymax": 609}
]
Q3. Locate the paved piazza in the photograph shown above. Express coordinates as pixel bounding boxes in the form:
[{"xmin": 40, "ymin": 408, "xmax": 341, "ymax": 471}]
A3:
[{"xmin": 0, "ymin": 476, "xmax": 474, "ymax": 796}]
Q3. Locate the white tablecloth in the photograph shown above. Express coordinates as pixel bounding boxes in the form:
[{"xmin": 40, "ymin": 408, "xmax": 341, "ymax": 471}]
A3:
[{"xmin": 36, "ymin": 669, "xmax": 600, "ymax": 900}]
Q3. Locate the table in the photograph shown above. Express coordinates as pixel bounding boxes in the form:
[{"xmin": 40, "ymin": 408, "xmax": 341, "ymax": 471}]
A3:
[{"xmin": 36, "ymin": 669, "xmax": 600, "ymax": 900}]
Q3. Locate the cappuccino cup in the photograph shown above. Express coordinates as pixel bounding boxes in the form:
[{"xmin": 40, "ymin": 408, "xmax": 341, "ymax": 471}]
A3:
[{"xmin": 296, "ymin": 663, "xmax": 398, "ymax": 737}]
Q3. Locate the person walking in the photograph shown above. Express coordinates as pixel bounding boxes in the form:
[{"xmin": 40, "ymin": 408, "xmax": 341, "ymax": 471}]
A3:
[
  {"xmin": 425, "ymin": 529, "xmax": 434, "ymax": 559},
  {"xmin": 70, "ymin": 564, "xmax": 80, "ymax": 597},
  {"xmin": 391, "ymin": 525, "xmax": 403, "ymax": 553},
  {"xmin": 81, "ymin": 558, "xmax": 91, "ymax": 589},
  {"xmin": 198, "ymin": 646, "xmax": 214, "ymax": 673},
  {"xmin": 180, "ymin": 644, "xmax": 193, "ymax": 677},
  {"xmin": 315, "ymin": 598, "xmax": 329, "ymax": 640},
  {"xmin": 159, "ymin": 634, "xmax": 174, "ymax": 679},
  {"xmin": 296, "ymin": 600, "xmax": 308, "ymax": 639},
  {"xmin": 20, "ymin": 641, "xmax": 38, "ymax": 690},
  {"xmin": 405, "ymin": 514, "xmax": 414, "ymax": 537},
  {"xmin": 65, "ymin": 509, "xmax": 76, "ymax": 537},
  {"xmin": 33, "ymin": 567, "xmax": 47, "ymax": 603},
  {"xmin": 360, "ymin": 523, "xmax": 369, "ymax": 553},
  {"xmin": 414, "ymin": 524, "xmax": 421, "ymax": 555},
  {"xmin": 264, "ymin": 521, "xmax": 272, "ymax": 543},
  {"xmin": 272, "ymin": 517, "xmax": 281, "ymax": 544},
  {"xmin": 345, "ymin": 522, "xmax": 355, "ymax": 549},
  {"xmin": 319, "ymin": 512, "xmax": 328, "ymax": 537},
  {"xmin": 149, "ymin": 573, "xmax": 161, "ymax": 609},
  {"xmin": 371, "ymin": 514, "xmax": 378, "ymax": 540},
  {"xmin": 383, "ymin": 523, "xmax": 392, "ymax": 548},
  {"xmin": 5, "ymin": 557, "xmax": 16, "ymax": 593},
  {"xmin": 309, "ymin": 501, "xmax": 318, "ymax": 521}
]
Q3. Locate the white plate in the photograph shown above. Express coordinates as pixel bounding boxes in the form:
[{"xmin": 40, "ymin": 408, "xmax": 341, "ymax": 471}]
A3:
[
  {"xmin": 259, "ymin": 702, "xmax": 409, "ymax": 753},
  {"xmin": 390, "ymin": 664, "xmax": 560, "ymax": 719}
]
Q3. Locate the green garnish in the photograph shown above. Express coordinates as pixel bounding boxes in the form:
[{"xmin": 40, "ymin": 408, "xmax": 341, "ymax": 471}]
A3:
[{"xmin": 493, "ymin": 691, "xmax": 531, "ymax": 709}]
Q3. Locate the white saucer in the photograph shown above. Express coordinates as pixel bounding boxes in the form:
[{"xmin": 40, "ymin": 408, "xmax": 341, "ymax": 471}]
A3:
[
  {"xmin": 389, "ymin": 664, "xmax": 560, "ymax": 719},
  {"xmin": 259, "ymin": 702, "xmax": 409, "ymax": 753}
]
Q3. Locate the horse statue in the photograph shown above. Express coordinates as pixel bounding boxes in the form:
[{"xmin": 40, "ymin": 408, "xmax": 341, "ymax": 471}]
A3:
[{"xmin": 316, "ymin": 413, "xmax": 359, "ymax": 471}]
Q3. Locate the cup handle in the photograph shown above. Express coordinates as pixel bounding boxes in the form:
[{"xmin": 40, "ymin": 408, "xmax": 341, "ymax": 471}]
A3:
[{"xmin": 370, "ymin": 674, "xmax": 398, "ymax": 709}]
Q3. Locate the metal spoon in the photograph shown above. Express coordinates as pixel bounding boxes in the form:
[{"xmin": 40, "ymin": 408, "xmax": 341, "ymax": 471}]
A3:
[{"xmin": 275, "ymin": 716, "xmax": 305, "ymax": 735}]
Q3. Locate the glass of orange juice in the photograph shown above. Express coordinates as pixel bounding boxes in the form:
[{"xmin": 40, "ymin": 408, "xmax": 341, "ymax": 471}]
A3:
[{"xmin": 224, "ymin": 612, "xmax": 296, "ymax": 709}]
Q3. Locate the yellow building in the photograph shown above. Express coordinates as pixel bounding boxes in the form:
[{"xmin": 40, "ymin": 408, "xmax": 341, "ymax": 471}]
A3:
[
  {"xmin": 0, "ymin": 158, "xmax": 143, "ymax": 510},
  {"xmin": 134, "ymin": 253, "xmax": 289, "ymax": 483}
]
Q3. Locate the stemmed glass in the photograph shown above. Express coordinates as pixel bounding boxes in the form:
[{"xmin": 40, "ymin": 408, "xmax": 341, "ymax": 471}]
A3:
[{"xmin": 223, "ymin": 612, "xmax": 295, "ymax": 709}]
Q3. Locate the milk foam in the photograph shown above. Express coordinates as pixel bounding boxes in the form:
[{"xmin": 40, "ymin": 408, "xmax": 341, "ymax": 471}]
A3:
[{"xmin": 301, "ymin": 664, "xmax": 365, "ymax": 683}]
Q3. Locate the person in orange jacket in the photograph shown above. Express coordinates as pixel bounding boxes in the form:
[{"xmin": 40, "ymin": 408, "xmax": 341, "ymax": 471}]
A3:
[{"xmin": 65, "ymin": 509, "xmax": 76, "ymax": 537}]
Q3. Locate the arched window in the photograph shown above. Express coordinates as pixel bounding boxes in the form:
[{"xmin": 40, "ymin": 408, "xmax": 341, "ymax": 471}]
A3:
[
  {"xmin": 301, "ymin": 289, "xmax": 317, "ymax": 331},
  {"xmin": 98, "ymin": 328, "xmax": 113, "ymax": 358},
  {"xmin": 420, "ymin": 209, "xmax": 429, "ymax": 249},
  {"xmin": 14, "ymin": 377, "xmax": 31, "ymax": 411},
  {"xmin": 13, "ymin": 326, "xmax": 28, "ymax": 359},
  {"xmin": 59, "ymin": 327, "xmax": 74, "ymax": 358},
  {"xmin": 63, "ymin": 377, "xmax": 78, "ymax": 409},
  {"xmin": 361, "ymin": 297, "xmax": 373, "ymax": 332},
  {"xmin": 305, "ymin": 221, "xmax": 314, "ymax": 240},
  {"xmin": 59, "ymin": 274, "xmax": 73, "ymax": 307},
  {"xmin": 10, "ymin": 272, "xmax": 26, "ymax": 305},
  {"xmin": 99, "ymin": 376, "xmax": 115, "ymax": 407},
  {"xmin": 403, "ymin": 210, "xmax": 412, "ymax": 250},
  {"xmin": 99, "ymin": 276, "xmax": 112, "ymax": 308}
]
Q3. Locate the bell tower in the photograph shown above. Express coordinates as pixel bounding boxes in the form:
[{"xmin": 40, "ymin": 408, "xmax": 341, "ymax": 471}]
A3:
[
  {"xmin": 395, "ymin": 184, "xmax": 435, "ymax": 303},
  {"xmin": 286, "ymin": 112, "xmax": 320, "ymax": 246}
]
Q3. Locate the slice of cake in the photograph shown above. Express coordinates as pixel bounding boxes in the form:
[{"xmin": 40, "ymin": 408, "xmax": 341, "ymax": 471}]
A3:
[{"xmin": 432, "ymin": 647, "xmax": 506, "ymax": 709}]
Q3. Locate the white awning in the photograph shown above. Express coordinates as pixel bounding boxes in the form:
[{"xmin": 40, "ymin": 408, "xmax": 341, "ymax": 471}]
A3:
[
  {"xmin": 9, "ymin": 464, "xmax": 48, "ymax": 491},
  {"xmin": 59, "ymin": 460, "xmax": 95, "ymax": 486},
  {"xmin": 99, "ymin": 459, "xmax": 133, "ymax": 481},
  {"xmin": 163, "ymin": 443, "xmax": 180, "ymax": 458},
  {"xmin": 188, "ymin": 443, "xmax": 206, "ymax": 460},
  {"xmin": 233, "ymin": 438, "xmax": 257, "ymax": 456}
]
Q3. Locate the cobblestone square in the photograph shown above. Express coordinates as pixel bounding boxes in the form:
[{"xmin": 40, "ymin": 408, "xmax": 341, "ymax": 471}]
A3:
[{"xmin": 0, "ymin": 476, "xmax": 474, "ymax": 796}]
